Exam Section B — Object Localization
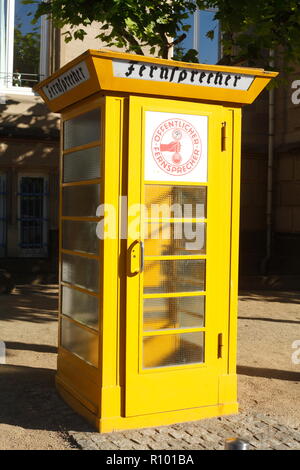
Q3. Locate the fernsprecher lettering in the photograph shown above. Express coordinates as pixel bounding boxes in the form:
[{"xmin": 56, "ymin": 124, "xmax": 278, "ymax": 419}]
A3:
[
  {"xmin": 42, "ymin": 61, "xmax": 90, "ymax": 100},
  {"xmin": 151, "ymin": 118, "xmax": 202, "ymax": 176},
  {"xmin": 113, "ymin": 59, "xmax": 255, "ymax": 91}
]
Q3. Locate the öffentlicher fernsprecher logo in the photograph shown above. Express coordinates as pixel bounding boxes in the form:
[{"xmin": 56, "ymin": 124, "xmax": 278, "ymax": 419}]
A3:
[{"xmin": 151, "ymin": 118, "xmax": 202, "ymax": 176}]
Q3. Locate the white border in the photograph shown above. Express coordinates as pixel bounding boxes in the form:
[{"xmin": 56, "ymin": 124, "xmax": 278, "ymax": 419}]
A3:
[{"xmin": 144, "ymin": 111, "xmax": 208, "ymax": 183}]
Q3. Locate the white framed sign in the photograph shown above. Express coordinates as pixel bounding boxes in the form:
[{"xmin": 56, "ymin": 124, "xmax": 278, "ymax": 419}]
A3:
[
  {"xmin": 113, "ymin": 59, "xmax": 254, "ymax": 91},
  {"xmin": 42, "ymin": 61, "xmax": 90, "ymax": 100},
  {"xmin": 144, "ymin": 111, "xmax": 208, "ymax": 183}
]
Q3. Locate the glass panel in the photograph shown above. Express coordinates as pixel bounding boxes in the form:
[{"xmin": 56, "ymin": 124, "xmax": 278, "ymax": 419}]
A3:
[
  {"xmin": 63, "ymin": 147, "xmax": 101, "ymax": 183},
  {"xmin": 199, "ymin": 10, "xmax": 220, "ymax": 65},
  {"xmin": 145, "ymin": 185, "xmax": 206, "ymax": 219},
  {"xmin": 143, "ymin": 332, "xmax": 204, "ymax": 368},
  {"xmin": 63, "ymin": 146, "xmax": 101, "ymax": 182},
  {"xmin": 62, "ymin": 184, "xmax": 100, "ymax": 217},
  {"xmin": 64, "ymin": 109, "xmax": 101, "ymax": 150},
  {"xmin": 61, "ymin": 285, "xmax": 98, "ymax": 330},
  {"xmin": 13, "ymin": 0, "xmax": 42, "ymax": 87},
  {"xmin": 145, "ymin": 221, "xmax": 206, "ymax": 255},
  {"xmin": 144, "ymin": 259, "xmax": 205, "ymax": 294},
  {"xmin": 0, "ymin": 1, "xmax": 8, "ymax": 87},
  {"xmin": 62, "ymin": 220, "xmax": 99, "ymax": 255},
  {"xmin": 176, "ymin": 13, "xmax": 194, "ymax": 53},
  {"xmin": 61, "ymin": 317, "xmax": 98, "ymax": 367},
  {"xmin": 175, "ymin": 10, "xmax": 220, "ymax": 65},
  {"xmin": 1, "ymin": 0, "xmax": 42, "ymax": 88},
  {"xmin": 62, "ymin": 253, "xmax": 99, "ymax": 292},
  {"xmin": 144, "ymin": 296, "xmax": 205, "ymax": 331}
]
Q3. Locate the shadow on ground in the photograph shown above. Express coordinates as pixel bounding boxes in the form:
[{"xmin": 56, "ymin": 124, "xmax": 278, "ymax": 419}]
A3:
[
  {"xmin": 237, "ymin": 365, "xmax": 300, "ymax": 382},
  {"xmin": 5, "ymin": 341, "xmax": 57, "ymax": 354},
  {"xmin": 238, "ymin": 315, "xmax": 300, "ymax": 325},
  {"xmin": 239, "ymin": 290, "xmax": 300, "ymax": 305},
  {"xmin": 0, "ymin": 285, "xmax": 58, "ymax": 323},
  {"xmin": 0, "ymin": 364, "xmax": 93, "ymax": 433}
]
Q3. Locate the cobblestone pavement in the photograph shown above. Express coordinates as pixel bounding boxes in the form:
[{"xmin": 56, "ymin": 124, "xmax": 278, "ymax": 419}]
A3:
[{"xmin": 68, "ymin": 413, "xmax": 300, "ymax": 450}]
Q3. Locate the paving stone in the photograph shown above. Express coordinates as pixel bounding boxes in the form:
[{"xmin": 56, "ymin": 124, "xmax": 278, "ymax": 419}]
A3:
[
  {"xmin": 140, "ymin": 428, "xmax": 159, "ymax": 437},
  {"xmin": 197, "ymin": 432, "xmax": 216, "ymax": 443},
  {"xmin": 147, "ymin": 441, "xmax": 168, "ymax": 450},
  {"xmin": 275, "ymin": 444, "xmax": 292, "ymax": 450},
  {"xmin": 168, "ymin": 429, "xmax": 189, "ymax": 440},
  {"xmin": 123, "ymin": 430, "xmax": 144, "ymax": 442},
  {"xmin": 132, "ymin": 444, "xmax": 149, "ymax": 450},
  {"xmin": 182, "ymin": 434, "xmax": 205, "ymax": 445},
  {"xmin": 68, "ymin": 412, "xmax": 300, "ymax": 451},
  {"xmin": 289, "ymin": 431, "xmax": 300, "ymax": 441},
  {"xmin": 156, "ymin": 427, "xmax": 172, "ymax": 434},
  {"xmin": 284, "ymin": 439, "xmax": 300, "ymax": 449}
]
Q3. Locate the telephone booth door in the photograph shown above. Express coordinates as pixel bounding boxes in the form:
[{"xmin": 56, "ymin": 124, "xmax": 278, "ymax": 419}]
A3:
[{"xmin": 125, "ymin": 97, "xmax": 234, "ymax": 416}]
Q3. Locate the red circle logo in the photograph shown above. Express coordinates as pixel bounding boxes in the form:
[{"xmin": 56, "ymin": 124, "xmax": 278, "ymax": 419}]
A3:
[{"xmin": 151, "ymin": 118, "xmax": 202, "ymax": 176}]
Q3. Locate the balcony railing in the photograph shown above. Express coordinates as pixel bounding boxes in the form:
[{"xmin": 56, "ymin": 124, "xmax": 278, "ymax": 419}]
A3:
[{"xmin": 0, "ymin": 72, "xmax": 45, "ymax": 88}]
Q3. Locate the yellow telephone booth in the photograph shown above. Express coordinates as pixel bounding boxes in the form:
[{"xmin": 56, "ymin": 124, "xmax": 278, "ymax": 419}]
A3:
[{"xmin": 35, "ymin": 50, "xmax": 277, "ymax": 432}]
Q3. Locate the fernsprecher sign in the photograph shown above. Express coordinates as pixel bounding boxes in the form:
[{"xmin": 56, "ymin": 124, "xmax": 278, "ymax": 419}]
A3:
[
  {"xmin": 145, "ymin": 111, "xmax": 208, "ymax": 183},
  {"xmin": 42, "ymin": 61, "xmax": 90, "ymax": 100},
  {"xmin": 113, "ymin": 59, "xmax": 255, "ymax": 91},
  {"xmin": 41, "ymin": 57, "xmax": 256, "ymax": 103},
  {"xmin": 151, "ymin": 117, "xmax": 202, "ymax": 177}
]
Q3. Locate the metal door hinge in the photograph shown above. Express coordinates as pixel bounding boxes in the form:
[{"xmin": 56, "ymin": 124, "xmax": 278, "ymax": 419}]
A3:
[
  {"xmin": 218, "ymin": 333, "xmax": 224, "ymax": 359},
  {"xmin": 221, "ymin": 122, "xmax": 227, "ymax": 151}
]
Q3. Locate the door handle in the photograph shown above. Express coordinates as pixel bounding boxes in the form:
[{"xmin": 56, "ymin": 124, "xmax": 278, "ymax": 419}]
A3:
[
  {"xmin": 217, "ymin": 333, "xmax": 224, "ymax": 359},
  {"xmin": 140, "ymin": 241, "xmax": 144, "ymax": 273},
  {"xmin": 221, "ymin": 121, "xmax": 227, "ymax": 151},
  {"xmin": 128, "ymin": 240, "xmax": 144, "ymax": 276}
]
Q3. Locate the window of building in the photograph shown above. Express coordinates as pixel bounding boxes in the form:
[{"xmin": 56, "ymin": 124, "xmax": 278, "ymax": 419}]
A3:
[
  {"xmin": 0, "ymin": 0, "xmax": 49, "ymax": 93},
  {"xmin": 179, "ymin": 9, "xmax": 220, "ymax": 64},
  {"xmin": 0, "ymin": 173, "xmax": 7, "ymax": 257},
  {"xmin": 17, "ymin": 174, "xmax": 49, "ymax": 257}
]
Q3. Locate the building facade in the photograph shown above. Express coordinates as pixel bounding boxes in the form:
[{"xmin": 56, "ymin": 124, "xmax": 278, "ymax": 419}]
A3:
[
  {"xmin": 0, "ymin": 1, "xmax": 105, "ymax": 281},
  {"xmin": 240, "ymin": 66, "xmax": 300, "ymax": 286},
  {"xmin": 1, "ymin": 1, "xmax": 300, "ymax": 285}
]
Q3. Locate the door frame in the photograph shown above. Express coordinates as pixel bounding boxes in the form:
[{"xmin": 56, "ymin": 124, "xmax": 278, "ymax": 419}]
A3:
[{"xmin": 125, "ymin": 96, "xmax": 234, "ymax": 417}]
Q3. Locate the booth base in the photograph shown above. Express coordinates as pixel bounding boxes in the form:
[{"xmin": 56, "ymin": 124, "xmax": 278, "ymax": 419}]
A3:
[{"xmin": 56, "ymin": 377, "xmax": 239, "ymax": 434}]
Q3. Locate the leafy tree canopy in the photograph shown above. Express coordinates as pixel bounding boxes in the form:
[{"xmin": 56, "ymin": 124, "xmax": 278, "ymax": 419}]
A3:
[
  {"xmin": 24, "ymin": 0, "xmax": 300, "ymax": 71},
  {"xmin": 14, "ymin": 26, "xmax": 40, "ymax": 75}
]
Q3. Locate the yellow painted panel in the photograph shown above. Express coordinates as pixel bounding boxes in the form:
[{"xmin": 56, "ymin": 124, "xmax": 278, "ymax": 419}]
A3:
[
  {"xmin": 56, "ymin": 377, "xmax": 99, "ymax": 421},
  {"xmin": 99, "ymin": 96, "xmax": 125, "ymax": 419},
  {"xmin": 227, "ymin": 108, "xmax": 242, "ymax": 374},
  {"xmin": 56, "ymin": 376, "xmax": 238, "ymax": 433},
  {"xmin": 126, "ymin": 369, "xmax": 219, "ymax": 416},
  {"xmin": 219, "ymin": 374, "xmax": 238, "ymax": 404},
  {"xmin": 57, "ymin": 350, "xmax": 99, "ymax": 413}
]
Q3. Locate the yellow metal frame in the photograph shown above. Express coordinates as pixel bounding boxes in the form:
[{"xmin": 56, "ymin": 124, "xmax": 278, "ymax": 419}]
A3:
[
  {"xmin": 33, "ymin": 49, "xmax": 276, "ymax": 433},
  {"xmin": 57, "ymin": 95, "xmax": 104, "ymax": 414},
  {"xmin": 124, "ymin": 96, "xmax": 236, "ymax": 418},
  {"xmin": 54, "ymin": 92, "xmax": 240, "ymax": 432}
]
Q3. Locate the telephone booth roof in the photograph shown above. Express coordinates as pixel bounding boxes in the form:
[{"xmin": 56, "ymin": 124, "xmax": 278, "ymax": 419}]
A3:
[{"xmin": 34, "ymin": 49, "xmax": 278, "ymax": 113}]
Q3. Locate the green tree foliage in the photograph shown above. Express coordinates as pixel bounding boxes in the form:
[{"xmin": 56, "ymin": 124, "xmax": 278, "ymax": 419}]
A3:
[
  {"xmin": 24, "ymin": 0, "xmax": 198, "ymax": 60},
  {"xmin": 24, "ymin": 0, "xmax": 300, "ymax": 70},
  {"xmin": 14, "ymin": 25, "xmax": 40, "ymax": 75},
  {"xmin": 198, "ymin": 0, "xmax": 300, "ymax": 69}
]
